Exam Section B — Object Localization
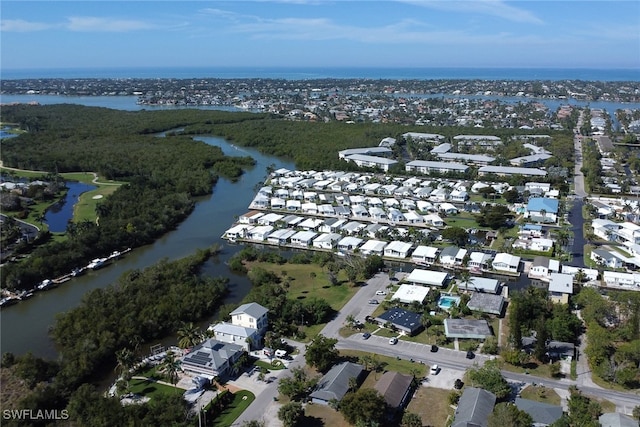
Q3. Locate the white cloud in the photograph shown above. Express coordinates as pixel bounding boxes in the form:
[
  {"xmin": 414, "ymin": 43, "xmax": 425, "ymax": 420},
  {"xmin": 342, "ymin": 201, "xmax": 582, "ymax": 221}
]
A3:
[
  {"xmin": 399, "ymin": 0, "xmax": 544, "ymax": 25},
  {"xmin": 65, "ymin": 16, "xmax": 156, "ymax": 32},
  {"xmin": 1, "ymin": 19, "xmax": 55, "ymax": 32}
]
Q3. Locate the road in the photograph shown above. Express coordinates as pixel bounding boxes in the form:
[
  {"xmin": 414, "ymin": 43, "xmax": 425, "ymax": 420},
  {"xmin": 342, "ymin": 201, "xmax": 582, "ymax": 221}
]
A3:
[
  {"xmin": 573, "ymin": 111, "xmax": 588, "ymax": 199},
  {"xmin": 231, "ymin": 269, "xmax": 639, "ymax": 425}
]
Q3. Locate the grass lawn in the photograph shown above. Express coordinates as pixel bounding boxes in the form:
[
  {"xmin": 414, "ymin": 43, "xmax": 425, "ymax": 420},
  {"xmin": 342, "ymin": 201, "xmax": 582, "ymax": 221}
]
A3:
[
  {"xmin": 211, "ymin": 390, "xmax": 256, "ymax": 427},
  {"xmin": 305, "ymin": 402, "xmax": 350, "ymax": 427},
  {"xmin": 339, "ymin": 350, "xmax": 427, "ymax": 378},
  {"xmin": 254, "ymin": 360, "xmax": 285, "ymax": 371},
  {"xmin": 406, "ymin": 386, "xmax": 454, "ymax": 427},
  {"xmin": 519, "ymin": 385, "xmax": 561, "ymax": 406},
  {"xmin": 128, "ymin": 378, "xmax": 183, "ymax": 399},
  {"xmin": 246, "ymin": 262, "xmax": 358, "ymax": 312}
]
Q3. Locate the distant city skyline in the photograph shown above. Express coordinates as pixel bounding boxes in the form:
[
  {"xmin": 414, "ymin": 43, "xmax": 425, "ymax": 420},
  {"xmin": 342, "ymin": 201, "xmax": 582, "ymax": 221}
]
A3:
[{"xmin": 1, "ymin": 1, "xmax": 639, "ymax": 71}]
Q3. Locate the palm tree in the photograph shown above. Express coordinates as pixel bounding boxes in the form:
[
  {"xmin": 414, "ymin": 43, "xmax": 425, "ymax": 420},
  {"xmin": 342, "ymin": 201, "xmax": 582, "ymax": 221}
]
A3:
[
  {"xmin": 459, "ymin": 270, "xmax": 473, "ymax": 293},
  {"xmin": 177, "ymin": 322, "xmax": 203, "ymax": 349},
  {"xmin": 159, "ymin": 351, "xmax": 181, "ymax": 386},
  {"xmin": 115, "ymin": 348, "xmax": 135, "ymax": 377},
  {"xmin": 345, "ymin": 314, "xmax": 356, "ymax": 329}
]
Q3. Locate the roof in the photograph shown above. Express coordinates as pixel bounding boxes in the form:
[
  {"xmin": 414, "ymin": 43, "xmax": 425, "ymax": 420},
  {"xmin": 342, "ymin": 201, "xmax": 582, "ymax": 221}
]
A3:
[
  {"xmin": 515, "ymin": 398, "xmax": 563, "ymax": 425},
  {"xmin": 467, "ymin": 293, "xmax": 505, "ymax": 315},
  {"xmin": 392, "ymin": 284, "xmax": 430, "ymax": 304},
  {"xmin": 212, "ymin": 323, "xmax": 257, "ymax": 338},
  {"xmin": 181, "ymin": 339, "xmax": 244, "ymax": 372},
  {"xmin": 310, "ymin": 362, "xmax": 364, "ymax": 402},
  {"xmin": 527, "ymin": 197, "xmax": 559, "ymax": 214},
  {"xmin": 599, "ymin": 412, "xmax": 638, "ymax": 427},
  {"xmin": 467, "ymin": 277, "xmax": 500, "ymax": 293},
  {"xmin": 444, "ymin": 319, "xmax": 492, "ymax": 339},
  {"xmin": 406, "ymin": 160, "xmax": 469, "ymax": 171},
  {"xmin": 493, "ymin": 252, "xmax": 521, "ymax": 267},
  {"xmin": 346, "ymin": 154, "xmax": 398, "ymax": 165},
  {"xmin": 376, "ymin": 308, "xmax": 423, "ymax": 335},
  {"xmin": 374, "ymin": 371, "xmax": 413, "ymax": 409},
  {"xmin": 339, "ymin": 147, "xmax": 392, "ymax": 157},
  {"xmin": 407, "ymin": 269, "xmax": 449, "ymax": 286},
  {"xmin": 440, "ymin": 246, "xmax": 461, "ymax": 258},
  {"xmin": 230, "ymin": 302, "xmax": 268, "ymax": 319},
  {"xmin": 549, "ymin": 273, "xmax": 574, "ymax": 294},
  {"xmin": 452, "ymin": 387, "xmax": 496, "ymax": 427},
  {"xmin": 479, "ymin": 165, "xmax": 547, "ymax": 176}
]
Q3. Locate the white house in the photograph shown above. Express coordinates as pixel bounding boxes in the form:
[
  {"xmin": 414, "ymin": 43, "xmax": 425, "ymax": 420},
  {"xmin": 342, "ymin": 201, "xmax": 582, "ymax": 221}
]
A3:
[
  {"xmin": 246, "ymin": 225, "xmax": 273, "ymax": 241},
  {"xmin": 493, "ymin": 253, "xmax": 521, "ymax": 273},
  {"xmin": 224, "ymin": 224, "xmax": 252, "ymax": 241},
  {"xmin": 548, "ymin": 273, "xmax": 574, "ymax": 304},
  {"xmin": 423, "ymin": 214, "xmax": 444, "ymax": 227},
  {"xmin": 239, "ymin": 211, "xmax": 264, "ymax": 225},
  {"xmin": 312, "ymin": 233, "xmax": 342, "ymax": 250},
  {"xmin": 411, "ymin": 246, "xmax": 440, "ymax": 265},
  {"xmin": 290, "ymin": 230, "xmax": 318, "ymax": 247},
  {"xmin": 384, "ymin": 241, "xmax": 413, "ymax": 259},
  {"xmin": 337, "ymin": 236, "xmax": 363, "ymax": 252},
  {"xmin": 440, "ymin": 246, "xmax": 467, "ymax": 266},
  {"xmin": 468, "ymin": 252, "xmax": 493, "ymax": 271},
  {"xmin": 267, "ymin": 229, "xmax": 296, "ymax": 245},
  {"xmin": 590, "ymin": 249, "xmax": 624, "ymax": 269},
  {"xmin": 230, "ymin": 302, "xmax": 269, "ymax": 335},
  {"xmin": 360, "ymin": 239, "xmax": 388, "ymax": 256}
]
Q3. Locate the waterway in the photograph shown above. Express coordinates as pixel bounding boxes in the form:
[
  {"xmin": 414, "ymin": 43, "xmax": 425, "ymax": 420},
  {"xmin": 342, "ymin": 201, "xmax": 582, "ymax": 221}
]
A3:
[
  {"xmin": 0, "ymin": 135, "xmax": 295, "ymax": 359},
  {"xmin": 44, "ymin": 181, "xmax": 97, "ymax": 233}
]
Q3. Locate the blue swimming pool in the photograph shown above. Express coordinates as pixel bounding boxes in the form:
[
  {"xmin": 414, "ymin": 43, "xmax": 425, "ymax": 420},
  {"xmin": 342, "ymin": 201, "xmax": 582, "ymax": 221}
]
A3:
[{"xmin": 438, "ymin": 295, "xmax": 461, "ymax": 310}]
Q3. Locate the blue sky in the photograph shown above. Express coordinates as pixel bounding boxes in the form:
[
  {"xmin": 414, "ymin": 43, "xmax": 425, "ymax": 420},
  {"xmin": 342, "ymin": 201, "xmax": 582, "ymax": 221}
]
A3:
[{"xmin": 1, "ymin": 1, "xmax": 639, "ymax": 70}]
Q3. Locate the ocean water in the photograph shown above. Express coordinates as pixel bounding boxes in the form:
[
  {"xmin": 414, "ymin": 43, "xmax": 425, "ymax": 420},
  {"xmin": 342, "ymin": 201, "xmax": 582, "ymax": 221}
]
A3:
[{"xmin": 2, "ymin": 66, "xmax": 638, "ymax": 81}]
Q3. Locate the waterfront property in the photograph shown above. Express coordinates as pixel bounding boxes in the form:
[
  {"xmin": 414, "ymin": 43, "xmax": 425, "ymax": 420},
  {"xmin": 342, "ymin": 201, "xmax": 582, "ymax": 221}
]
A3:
[
  {"xmin": 181, "ymin": 339, "xmax": 244, "ymax": 379},
  {"xmin": 406, "ymin": 268, "xmax": 450, "ymax": 287},
  {"xmin": 391, "ymin": 284, "xmax": 430, "ymax": 304}
]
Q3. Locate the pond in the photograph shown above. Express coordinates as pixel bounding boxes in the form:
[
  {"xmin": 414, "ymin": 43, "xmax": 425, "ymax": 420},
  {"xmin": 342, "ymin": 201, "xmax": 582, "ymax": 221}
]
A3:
[{"xmin": 44, "ymin": 181, "xmax": 97, "ymax": 232}]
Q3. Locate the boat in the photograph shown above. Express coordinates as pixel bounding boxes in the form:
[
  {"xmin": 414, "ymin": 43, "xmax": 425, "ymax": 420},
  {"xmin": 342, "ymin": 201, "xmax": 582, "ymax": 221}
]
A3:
[
  {"xmin": 87, "ymin": 258, "xmax": 107, "ymax": 270},
  {"xmin": 71, "ymin": 267, "xmax": 86, "ymax": 277},
  {"xmin": 18, "ymin": 290, "xmax": 34, "ymax": 300},
  {"xmin": 0, "ymin": 297, "xmax": 20, "ymax": 308},
  {"xmin": 37, "ymin": 279, "xmax": 57, "ymax": 291}
]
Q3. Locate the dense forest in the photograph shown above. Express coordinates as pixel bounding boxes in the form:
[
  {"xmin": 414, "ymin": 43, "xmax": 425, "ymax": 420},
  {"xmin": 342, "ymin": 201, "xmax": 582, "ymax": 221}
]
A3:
[
  {"xmin": 1, "ymin": 249, "xmax": 225, "ymax": 426},
  {"xmin": 0, "ymin": 105, "xmax": 256, "ymax": 289}
]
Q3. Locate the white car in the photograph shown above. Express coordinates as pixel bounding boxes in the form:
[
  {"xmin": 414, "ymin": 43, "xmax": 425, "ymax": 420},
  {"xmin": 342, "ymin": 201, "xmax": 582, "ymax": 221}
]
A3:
[
  {"xmin": 376, "ymin": 290, "xmax": 387, "ymax": 296},
  {"xmin": 430, "ymin": 364, "xmax": 439, "ymax": 375},
  {"xmin": 389, "ymin": 337, "xmax": 398, "ymax": 345}
]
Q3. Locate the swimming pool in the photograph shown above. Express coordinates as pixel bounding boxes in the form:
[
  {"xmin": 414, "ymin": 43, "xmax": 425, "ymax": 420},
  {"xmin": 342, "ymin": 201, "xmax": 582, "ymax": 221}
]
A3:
[{"xmin": 438, "ymin": 295, "xmax": 461, "ymax": 310}]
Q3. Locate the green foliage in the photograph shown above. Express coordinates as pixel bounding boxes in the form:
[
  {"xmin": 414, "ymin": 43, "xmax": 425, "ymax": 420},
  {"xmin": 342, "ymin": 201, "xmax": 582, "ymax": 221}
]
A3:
[
  {"xmin": 11, "ymin": 352, "xmax": 60, "ymax": 389},
  {"xmin": 476, "ymin": 204, "xmax": 513, "ymax": 229},
  {"xmin": 305, "ymin": 335, "xmax": 339, "ymax": 372},
  {"xmin": 278, "ymin": 401, "xmax": 305, "ymax": 427},
  {"xmin": 401, "ymin": 412, "xmax": 423, "ymax": 427},
  {"xmin": 277, "ymin": 367, "xmax": 317, "ymax": 401},
  {"xmin": 51, "ymin": 251, "xmax": 227, "ymax": 389},
  {"xmin": 467, "ymin": 361, "xmax": 511, "ymax": 400},
  {"xmin": 0, "ymin": 105, "xmax": 255, "ymax": 289},
  {"xmin": 488, "ymin": 403, "xmax": 533, "ymax": 427},
  {"xmin": 566, "ymin": 387, "xmax": 601, "ymax": 427},
  {"xmin": 339, "ymin": 388, "xmax": 386, "ymax": 426},
  {"xmin": 440, "ymin": 227, "xmax": 469, "ymax": 247}
]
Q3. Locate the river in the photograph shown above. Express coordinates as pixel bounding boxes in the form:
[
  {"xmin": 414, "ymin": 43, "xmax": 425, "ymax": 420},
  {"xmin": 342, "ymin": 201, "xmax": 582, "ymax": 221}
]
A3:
[{"xmin": 0, "ymin": 135, "xmax": 295, "ymax": 359}]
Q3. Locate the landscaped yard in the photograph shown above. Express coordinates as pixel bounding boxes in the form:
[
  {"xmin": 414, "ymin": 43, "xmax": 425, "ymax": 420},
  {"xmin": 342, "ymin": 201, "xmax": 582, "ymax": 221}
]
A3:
[
  {"xmin": 128, "ymin": 378, "xmax": 183, "ymax": 399},
  {"xmin": 210, "ymin": 390, "xmax": 256, "ymax": 427},
  {"xmin": 304, "ymin": 402, "xmax": 350, "ymax": 427},
  {"xmin": 338, "ymin": 350, "xmax": 428, "ymax": 378},
  {"xmin": 406, "ymin": 386, "xmax": 454, "ymax": 427},
  {"xmin": 519, "ymin": 384, "xmax": 561, "ymax": 406}
]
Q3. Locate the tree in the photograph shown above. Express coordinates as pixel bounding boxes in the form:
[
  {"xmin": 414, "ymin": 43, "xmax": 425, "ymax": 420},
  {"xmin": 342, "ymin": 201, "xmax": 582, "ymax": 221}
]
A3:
[
  {"xmin": 467, "ymin": 361, "xmax": 511, "ymax": 400},
  {"xmin": 115, "ymin": 348, "xmax": 135, "ymax": 377},
  {"xmin": 488, "ymin": 403, "xmax": 533, "ymax": 427},
  {"xmin": 177, "ymin": 322, "xmax": 203, "ymax": 349},
  {"xmin": 632, "ymin": 405, "xmax": 640, "ymax": 421},
  {"xmin": 339, "ymin": 388, "xmax": 385, "ymax": 426},
  {"xmin": 158, "ymin": 351, "xmax": 181, "ymax": 386},
  {"xmin": 567, "ymin": 386, "xmax": 601, "ymax": 427},
  {"xmin": 459, "ymin": 270, "xmax": 473, "ymax": 293},
  {"xmin": 278, "ymin": 367, "xmax": 317, "ymax": 401},
  {"xmin": 305, "ymin": 334, "xmax": 339, "ymax": 372},
  {"xmin": 441, "ymin": 227, "xmax": 469, "ymax": 247},
  {"xmin": 278, "ymin": 401, "xmax": 304, "ymax": 427},
  {"xmin": 402, "ymin": 412, "xmax": 423, "ymax": 427}
]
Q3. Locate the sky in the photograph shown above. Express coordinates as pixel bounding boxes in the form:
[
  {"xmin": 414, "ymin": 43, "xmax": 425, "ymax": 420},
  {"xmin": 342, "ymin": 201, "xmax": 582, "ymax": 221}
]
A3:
[{"xmin": 1, "ymin": 0, "xmax": 639, "ymax": 71}]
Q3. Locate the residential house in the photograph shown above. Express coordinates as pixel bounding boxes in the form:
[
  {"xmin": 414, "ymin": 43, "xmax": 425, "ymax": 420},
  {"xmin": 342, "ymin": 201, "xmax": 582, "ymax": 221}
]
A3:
[
  {"xmin": 230, "ymin": 303, "xmax": 269, "ymax": 335},
  {"xmin": 309, "ymin": 362, "xmax": 364, "ymax": 405},
  {"xmin": 312, "ymin": 233, "xmax": 342, "ymax": 250},
  {"xmin": 375, "ymin": 308, "xmax": 423, "ymax": 336},
  {"xmin": 528, "ymin": 256, "xmax": 560, "ymax": 280},
  {"xmin": 238, "ymin": 211, "xmax": 264, "ymax": 225},
  {"xmin": 384, "ymin": 241, "xmax": 413, "ymax": 259},
  {"xmin": 374, "ymin": 372, "xmax": 414, "ymax": 416},
  {"xmin": 440, "ymin": 246, "xmax": 467, "ymax": 267},
  {"xmin": 526, "ymin": 198, "xmax": 560, "ymax": 223},
  {"xmin": 548, "ymin": 273, "xmax": 574, "ymax": 304},
  {"xmin": 514, "ymin": 398, "xmax": 563, "ymax": 427},
  {"xmin": 246, "ymin": 225, "xmax": 273, "ymax": 241},
  {"xmin": 290, "ymin": 231, "xmax": 317, "ymax": 247},
  {"xmin": 439, "ymin": 202, "xmax": 458, "ymax": 214},
  {"xmin": 444, "ymin": 319, "xmax": 493, "ymax": 340},
  {"xmin": 181, "ymin": 339, "xmax": 244, "ymax": 379},
  {"xmin": 337, "ymin": 236, "xmax": 363, "ymax": 252},
  {"xmin": 451, "ymin": 387, "xmax": 496, "ymax": 427},
  {"xmin": 423, "ymin": 214, "xmax": 444, "ymax": 227},
  {"xmin": 590, "ymin": 249, "xmax": 624, "ymax": 269},
  {"xmin": 345, "ymin": 154, "xmax": 398, "ymax": 171},
  {"xmin": 360, "ymin": 239, "xmax": 388, "ymax": 256},
  {"xmin": 404, "ymin": 211, "xmax": 424, "ymax": 224},
  {"xmin": 406, "ymin": 268, "xmax": 450, "ymax": 287},
  {"xmin": 599, "ymin": 413, "xmax": 639, "ymax": 427},
  {"xmin": 467, "ymin": 252, "xmax": 493, "ymax": 271},
  {"xmin": 492, "ymin": 253, "xmax": 521, "ymax": 273},
  {"xmin": 405, "ymin": 160, "xmax": 469, "ymax": 174},
  {"xmin": 267, "ymin": 229, "xmax": 296, "ymax": 245},
  {"xmin": 319, "ymin": 218, "xmax": 346, "ymax": 234},
  {"xmin": 411, "ymin": 246, "xmax": 440, "ymax": 265}
]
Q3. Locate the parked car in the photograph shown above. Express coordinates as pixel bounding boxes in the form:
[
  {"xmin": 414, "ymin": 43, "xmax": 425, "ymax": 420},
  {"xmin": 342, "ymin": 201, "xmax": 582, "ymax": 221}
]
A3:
[
  {"xmin": 454, "ymin": 379, "xmax": 464, "ymax": 390},
  {"xmin": 430, "ymin": 345, "xmax": 438, "ymax": 352},
  {"xmin": 362, "ymin": 332, "xmax": 371, "ymax": 340},
  {"xmin": 466, "ymin": 351, "xmax": 475, "ymax": 359},
  {"xmin": 389, "ymin": 337, "xmax": 398, "ymax": 345},
  {"xmin": 430, "ymin": 364, "xmax": 439, "ymax": 375},
  {"xmin": 376, "ymin": 290, "xmax": 387, "ymax": 296},
  {"xmin": 368, "ymin": 299, "xmax": 379, "ymax": 305},
  {"xmin": 275, "ymin": 349, "xmax": 287, "ymax": 358}
]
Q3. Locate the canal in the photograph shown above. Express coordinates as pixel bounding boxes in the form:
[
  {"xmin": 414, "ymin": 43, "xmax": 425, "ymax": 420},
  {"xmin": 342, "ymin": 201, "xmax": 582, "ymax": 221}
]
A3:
[{"xmin": 0, "ymin": 135, "xmax": 295, "ymax": 358}]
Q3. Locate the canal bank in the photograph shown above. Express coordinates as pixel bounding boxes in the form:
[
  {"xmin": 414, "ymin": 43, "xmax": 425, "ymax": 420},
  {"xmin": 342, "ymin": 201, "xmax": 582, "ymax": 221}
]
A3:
[{"xmin": 0, "ymin": 136, "xmax": 295, "ymax": 358}]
